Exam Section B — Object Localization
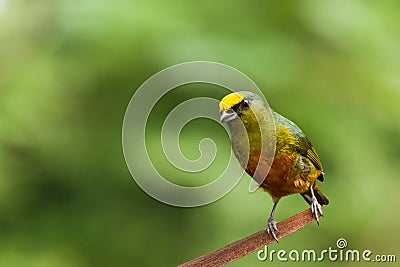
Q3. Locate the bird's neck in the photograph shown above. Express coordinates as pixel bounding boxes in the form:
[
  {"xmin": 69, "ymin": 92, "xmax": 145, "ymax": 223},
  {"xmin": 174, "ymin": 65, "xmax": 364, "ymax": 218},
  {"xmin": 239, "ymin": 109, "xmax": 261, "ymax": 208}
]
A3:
[
  {"xmin": 228, "ymin": 119, "xmax": 263, "ymax": 168},
  {"xmin": 227, "ymin": 111, "xmax": 275, "ymax": 173}
]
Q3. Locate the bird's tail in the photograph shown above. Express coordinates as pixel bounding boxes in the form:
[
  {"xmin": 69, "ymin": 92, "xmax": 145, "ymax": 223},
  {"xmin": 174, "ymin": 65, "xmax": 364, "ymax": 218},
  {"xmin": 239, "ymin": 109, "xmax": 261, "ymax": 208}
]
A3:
[{"xmin": 301, "ymin": 185, "xmax": 329, "ymax": 205}]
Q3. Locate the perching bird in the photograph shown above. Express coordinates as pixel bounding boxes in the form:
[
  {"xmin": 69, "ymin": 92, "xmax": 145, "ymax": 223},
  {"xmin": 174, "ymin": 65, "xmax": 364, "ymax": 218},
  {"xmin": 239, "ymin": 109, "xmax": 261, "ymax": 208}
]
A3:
[{"xmin": 219, "ymin": 91, "xmax": 329, "ymax": 241}]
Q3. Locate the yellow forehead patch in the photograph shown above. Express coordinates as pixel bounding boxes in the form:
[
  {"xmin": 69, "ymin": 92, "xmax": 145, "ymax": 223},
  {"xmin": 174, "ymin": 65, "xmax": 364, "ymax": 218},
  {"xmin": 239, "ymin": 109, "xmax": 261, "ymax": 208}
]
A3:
[{"xmin": 219, "ymin": 93, "xmax": 244, "ymax": 112}]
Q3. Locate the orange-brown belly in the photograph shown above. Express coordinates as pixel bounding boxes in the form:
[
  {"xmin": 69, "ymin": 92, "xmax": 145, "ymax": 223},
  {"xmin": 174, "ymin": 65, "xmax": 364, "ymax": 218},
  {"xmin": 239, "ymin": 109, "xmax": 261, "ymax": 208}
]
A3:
[{"xmin": 246, "ymin": 153, "xmax": 321, "ymax": 198}]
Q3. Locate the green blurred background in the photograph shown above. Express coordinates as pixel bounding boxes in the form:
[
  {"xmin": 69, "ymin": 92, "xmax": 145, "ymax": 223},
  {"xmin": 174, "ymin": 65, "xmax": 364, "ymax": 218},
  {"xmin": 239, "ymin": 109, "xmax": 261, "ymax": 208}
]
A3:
[{"xmin": 1, "ymin": 0, "xmax": 399, "ymax": 266}]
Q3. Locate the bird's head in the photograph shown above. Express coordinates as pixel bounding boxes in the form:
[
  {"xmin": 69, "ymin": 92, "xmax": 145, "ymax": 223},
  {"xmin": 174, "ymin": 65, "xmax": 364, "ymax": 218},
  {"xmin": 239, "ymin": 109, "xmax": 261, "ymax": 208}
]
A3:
[{"xmin": 219, "ymin": 91, "xmax": 265, "ymax": 125}]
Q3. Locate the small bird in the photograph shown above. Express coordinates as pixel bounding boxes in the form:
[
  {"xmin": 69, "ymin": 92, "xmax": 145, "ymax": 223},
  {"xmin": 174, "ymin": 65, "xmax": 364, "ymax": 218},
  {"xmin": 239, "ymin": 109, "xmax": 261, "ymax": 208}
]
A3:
[{"xmin": 219, "ymin": 91, "xmax": 329, "ymax": 241}]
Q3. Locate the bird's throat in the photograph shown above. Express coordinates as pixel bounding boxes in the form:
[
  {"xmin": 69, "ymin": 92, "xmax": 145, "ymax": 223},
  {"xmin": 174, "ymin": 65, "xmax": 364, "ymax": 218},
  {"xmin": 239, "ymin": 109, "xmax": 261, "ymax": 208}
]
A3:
[{"xmin": 228, "ymin": 119, "xmax": 264, "ymax": 172}]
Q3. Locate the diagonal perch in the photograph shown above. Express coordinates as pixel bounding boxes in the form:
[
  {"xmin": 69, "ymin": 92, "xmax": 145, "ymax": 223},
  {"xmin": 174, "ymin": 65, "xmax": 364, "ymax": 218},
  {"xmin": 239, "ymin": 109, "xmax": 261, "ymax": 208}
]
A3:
[{"xmin": 178, "ymin": 208, "xmax": 322, "ymax": 267}]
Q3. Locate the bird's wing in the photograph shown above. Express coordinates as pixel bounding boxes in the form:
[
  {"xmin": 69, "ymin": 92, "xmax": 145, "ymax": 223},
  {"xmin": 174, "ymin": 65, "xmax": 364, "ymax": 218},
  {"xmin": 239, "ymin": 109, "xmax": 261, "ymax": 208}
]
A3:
[
  {"xmin": 297, "ymin": 136, "xmax": 324, "ymax": 181},
  {"xmin": 272, "ymin": 111, "xmax": 324, "ymax": 181},
  {"xmin": 297, "ymin": 137, "xmax": 322, "ymax": 169}
]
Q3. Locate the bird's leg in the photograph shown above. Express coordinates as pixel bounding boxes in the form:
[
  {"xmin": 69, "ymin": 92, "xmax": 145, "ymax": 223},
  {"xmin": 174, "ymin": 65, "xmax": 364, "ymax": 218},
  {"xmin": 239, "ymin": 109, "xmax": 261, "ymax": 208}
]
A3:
[
  {"xmin": 309, "ymin": 185, "xmax": 323, "ymax": 224},
  {"xmin": 266, "ymin": 198, "xmax": 279, "ymax": 242}
]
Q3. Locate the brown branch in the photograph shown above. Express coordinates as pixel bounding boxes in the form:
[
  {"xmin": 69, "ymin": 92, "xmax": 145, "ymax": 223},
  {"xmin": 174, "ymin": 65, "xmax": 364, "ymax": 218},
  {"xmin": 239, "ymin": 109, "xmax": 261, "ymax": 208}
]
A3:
[{"xmin": 178, "ymin": 208, "xmax": 321, "ymax": 267}]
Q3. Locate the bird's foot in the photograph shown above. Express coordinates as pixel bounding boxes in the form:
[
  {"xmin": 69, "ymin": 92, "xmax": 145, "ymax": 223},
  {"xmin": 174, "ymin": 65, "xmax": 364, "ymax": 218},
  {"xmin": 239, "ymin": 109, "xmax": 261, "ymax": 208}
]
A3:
[
  {"xmin": 266, "ymin": 216, "xmax": 279, "ymax": 242},
  {"xmin": 310, "ymin": 196, "xmax": 323, "ymax": 225}
]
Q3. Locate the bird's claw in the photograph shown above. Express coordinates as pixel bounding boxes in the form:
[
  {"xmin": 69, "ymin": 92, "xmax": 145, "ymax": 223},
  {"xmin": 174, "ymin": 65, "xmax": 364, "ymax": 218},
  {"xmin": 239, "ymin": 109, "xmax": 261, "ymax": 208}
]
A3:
[
  {"xmin": 266, "ymin": 217, "xmax": 279, "ymax": 242},
  {"xmin": 310, "ymin": 196, "xmax": 323, "ymax": 225}
]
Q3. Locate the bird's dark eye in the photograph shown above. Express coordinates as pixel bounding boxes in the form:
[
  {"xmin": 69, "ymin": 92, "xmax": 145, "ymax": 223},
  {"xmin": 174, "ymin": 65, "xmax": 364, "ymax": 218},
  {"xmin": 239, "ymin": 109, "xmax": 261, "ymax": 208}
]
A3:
[{"xmin": 241, "ymin": 99, "xmax": 250, "ymax": 109}]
